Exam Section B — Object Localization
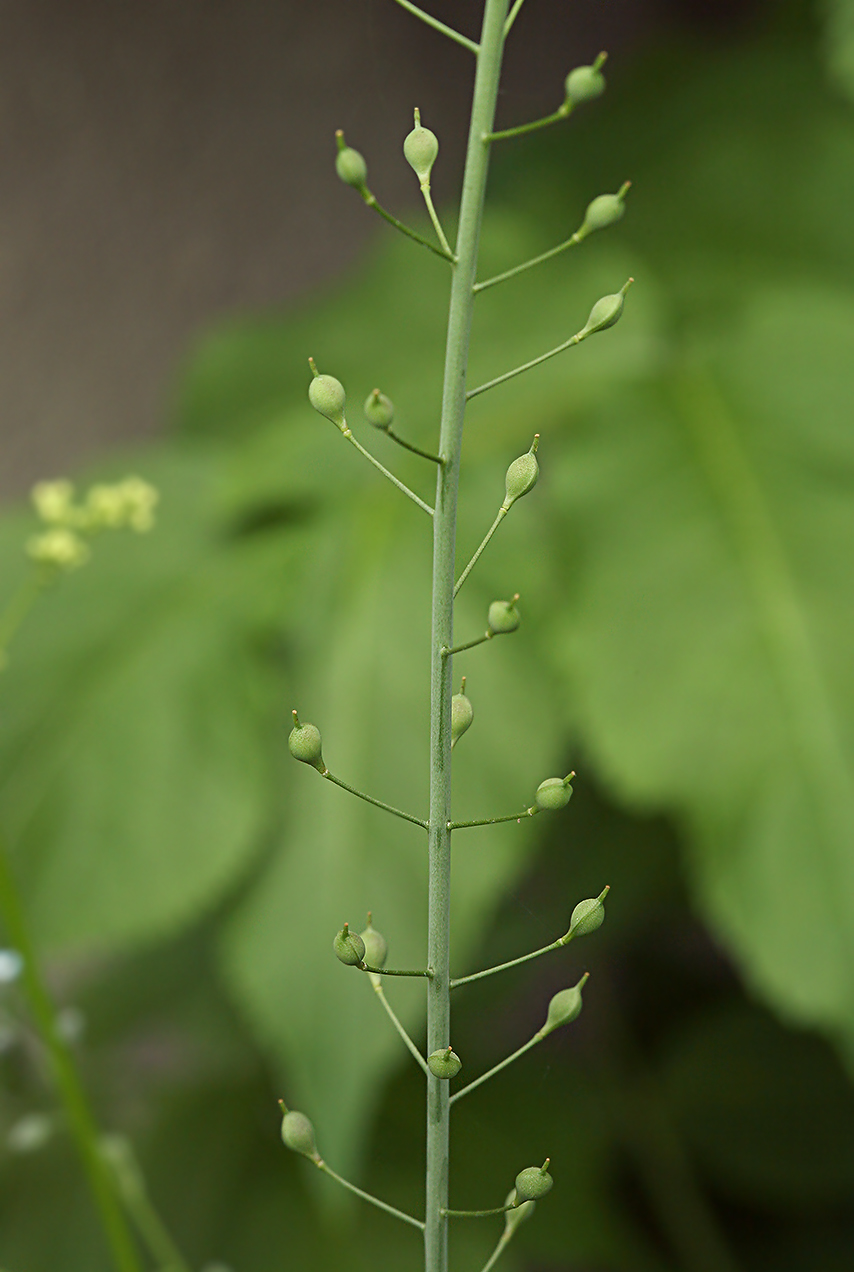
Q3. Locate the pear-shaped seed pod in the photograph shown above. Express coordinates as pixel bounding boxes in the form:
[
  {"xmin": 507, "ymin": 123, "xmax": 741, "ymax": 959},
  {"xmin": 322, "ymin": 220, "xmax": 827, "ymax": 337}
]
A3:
[
  {"xmin": 335, "ymin": 146, "xmax": 368, "ymax": 188},
  {"xmin": 541, "ymin": 977, "xmax": 587, "ymax": 1036},
  {"xmin": 359, "ymin": 915, "xmax": 388, "ymax": 969},
  {"xmin": 288, "ymin": 712, "xmax": 324, "ymax": 768},
  {"xmin": 534, "ymin": 776, "xmax": 573, "ymax": 811},
  {"xmin": 281, "ymin": 1108, "xmax": 320, "ymax": 1161},
  {"xmin": 503, "ymin": 1189, "xmax": 535, "ymax": 1235},
  {"xmin": 333, "ymin": 924, "xmax": 366, "ymax": 966},
  {"xmin": 565, "ymin": 62, "xmax": 606, "ymax": 105},
  {"xmin": 308, "ymin": 372, "xmax": 347, "ymax": 428},
  {"xmin": 427, "ymin": 1047, "xmax": 462, "ymax": 1079},
  {"xmin": 364, "ymin": 389, "xmax": 395, "ymax": 430},
  {"xmin": 578, "ymin": 279, "xmax": 633, "ymax": 340},
  {"xmin": 503, "ymin": 436, "xmax": 539, "ymax": 509},
  {"xmin": 450, "ymin": 680, "xmax": 473, "ymax": 749},
  {"xmin": 579, "ymin": 185, "xmax": 629, "ymax": 237},
  {"xmin": 569, "ymin": 893, "xmax": 606, "ymax": 937},
  {"xmin": 514, "ymin": 1161, "xmax": 553, "ymax": 1202},
  {"xmin": 404, "ymin": 123, "xmax": 439, "ymax": 183},
  {"xmin": 487, "ymin": 596, "xmax": 520, "ymax": 635}
]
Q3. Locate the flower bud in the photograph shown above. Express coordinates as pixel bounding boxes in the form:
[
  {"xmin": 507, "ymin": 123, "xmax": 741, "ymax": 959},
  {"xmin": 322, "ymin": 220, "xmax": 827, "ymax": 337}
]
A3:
[
  {"xmin": 27, "ymin": 528, "xmax": 89, "ymax": 572},
  {"xmin": 364, "ymin": 388, "xmax": 395, "ymax": 430},
  {"xmin": 333, "ymin": 923, "xmax": 366, "ymax": 966},
  {"xmin": 359, "ymin": 913, "xmax": 388, "ymax": 970},
  {"xmin": 308, "ymin": 360, "xmax": 347, "ymax": 429},
  {"xmin": 280, "ymin": 1104, "xmax": 320, "ymax": 1161},
  {"xmin": 288, "ymin": 711, "xmax": 324, "ymax": 770},
  {"xmin": 487, "ymin": 595, "xmax": 520, "ymax": 636},
  {"xmin": 567, "ymin": 887, "xmax": 608, "ymax": 939},
  {"xmin": 502, "ymin": 1189, "xmax": 535, "ymax": 1235},
  {"xmin": 450, "ymin": 678, "xmax": 473, "ymax": 749},
  {"xmin": 540, "ymin": 975, "xmax": 588, "ymax": 1037},
  {"xmin": 502, "ymin": 435, "xmax": 539, "ymax": 510},
  {"xmin": 403, "ymin": 110, "xmax": 439, "ymax": 183},
  {"xmin": 564, "ymin": 57, "xmax": 606, "ymax": 106},
  {"xmin": 335, "ymin": 130, "xmax": 368, "ymax": 188},
  {"xmin": 534, "ymin": 774, "xmax": 574, "ymax": 811},
  {"xmin": 31, "ymin": 479, "xmax": 76, "ymax": 525},
  {"xmin": 514, "ymin": 1160, "xmax": 553, "ymax": 1202},
  {"xmin": 427, "ymin": 1046, "xmax": 462, "ymax": 1079},
  {"xmin": 577, "ymin": 182, "xmax": 630, "ymax": 239},
  {"xmin": 577, "ymin": 279, "xmax": 633, "ymax": 341}
]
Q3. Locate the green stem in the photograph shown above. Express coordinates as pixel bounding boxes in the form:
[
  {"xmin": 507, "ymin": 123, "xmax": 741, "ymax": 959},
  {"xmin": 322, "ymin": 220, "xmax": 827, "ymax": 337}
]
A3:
[
  {"xmin": 321, "ymin": 769, "xmax": 428, "ymax": 829},
  {"xmin": 372, "ymin": 981, "xmax": 431, "ymax": 1076},
  {"xmin": 441, "ymin": 633, "xmax": 490, "ymax": 657},
  {"xmin": 454, "ymin": 507, "xmax": 506, "ymax": 597},
  {"xmin": 474, "ymin": 232, "xmax": 581, "ymax": 293},
  {"xmin": 486, "ymin": 102, "xmax": 570, "ymax": 143},
  {"xmin": 421, "ymin": 185, "xmax": 454, "ymax": 257},
  {"xmin": 109, "ymin": 1159, "xmax": 192, "ymax": 1272},
  {"xmin": 392, "ymin": 0, "xmax": 480, "ymax": 54},
  {"xmin": 441, "ymin": 1204, "xmax": 515, "ymax": 1218},
  {"xmin": 386, "ymin": 428, "xmax": 444, "ymax": 465},
  {"xmin": 343, "ymin": 430, "xmax": 435, "ymax": 515},
  {"xmin": 479, "ymin": 1232, "xmax": 512, "ymax": 1272},
  {"xmin": 362, "ymin": 191, "xmax": 456, "ymax": 262},
  {"xmin": 0, "ymin": 837, "xmax": 143, "ymax": 1272},
  {"xmin": 450, "ymin": 1033, "xmax": 543, "ymax": 1107},
  {"xmin": 316, "ymin": 1159, "xmax": 425, "ymax": 1230},
  {"xmin": 450, "ymin": 937, "xmax": 563, "ymax": 989},
  {"xmin": 467, "ymin": 333, "xmax": 582, "ymax": 399},
  {"xmin": 362, "ymin": 963, "xmax": 434, "ymax": 978},
  {"xmin": 448, "ymin": 806, "xmax": 537, "ymax": 830},
  {"xmin": 426, "ymin": 5, "xmax": 509, "ymax": 1272},
  {"xmin": 503, "ymin": 0, "xmax": 527, "ymax": 35},
  {"xmin": 0, "ymin": 571, "xmax": 48, "ymax": 664}
]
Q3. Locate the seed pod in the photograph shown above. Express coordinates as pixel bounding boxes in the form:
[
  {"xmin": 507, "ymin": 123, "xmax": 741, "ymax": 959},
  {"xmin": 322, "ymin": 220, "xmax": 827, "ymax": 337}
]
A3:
[
  {"xmin": 280, "ymin": 1106, "xmax": 320, "ymax": 1161},
  {"xmin": 578, "ymin": 279, "xmax": 633, "ymax": 340},
  {"xmin": 568, "ymin": 888, "xmax": 608, "ymax": 938},
  {"xmin": 487, "ymin": 595, "xmax": 520, "ymax": 635},
  {"xmin": 514, "ymin": 1160, "xmax": 553, "ymax": 1202},
  {"xmin": 578, "ymin": 182, "xmax": 630, "ymax": 238},
  {"xmin": 359, "ymin": 914, "xmax": 388, "ymax": 970},
  {"xmin": 427, "ymin": 1046, "xmax": 462, "ymax": 1079},
  {"xmin": 540, "ymin": 975, "xmax": 588, "ymax": 1037},
  {"xmin": 288, "ymin": 711, "xmax": 324, "ymax": 770},
  {"xmin": 364, "ymin": 389, "xmax": 395, "ymax": 430},
  {"xmin": 502, "ymin": 435, "xmax": 539, "ymax": 510},
  {"xmin": 403, "ymin": 111, "xmax": 439, "ymax": 183},
  {"xmin": 333, "ymin": 923, "xmax": 366, "ymax": 966},
  {"xmin": 503, "ymin": 1188, "xmax": 535, "ymax": 1235},
  {"xmin": 565, "ymin": 60, "xmax": 606, "ymax": 106},
  {"xmin": 308, "ymin": 363, "xmax": 347, "ymax": 429},
  {"xmin": 534, "ymin": 775, "xmax": 574, "ymax": 811},
  {"xmin": 335, "ymin": 130, "xmax": 368, "ymax": 188},
  {"xmin": 450, "ymin": 678, "xmax": 473, "ymax": 749}
]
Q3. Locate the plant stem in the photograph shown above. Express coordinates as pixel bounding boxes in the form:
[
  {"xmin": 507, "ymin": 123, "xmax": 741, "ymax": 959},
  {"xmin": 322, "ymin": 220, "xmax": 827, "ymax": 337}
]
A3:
[
  {"xmin": 372, "ymin": 981, "xmax": 431, "ymax": 1076},
  {"xmin": 448, "ymin": 806, "xmax": 537, "ymax": 830},
  {"xmin": 450, "ymin": 1033, "xmax": 542, "ymax": 1107},
  {"xmin": 316, "ymin": 1159, "xmax": 425, "ymax": 1230},
  {"xmin": 362, "ymin": 964, "xmax": 434, "ymax": 978},
  {"xmin": 0, "ymin": 836, "xmax": 143, "ymax": 1272},
  {"xmin": 503, "ymin": 0, "xmax": 527, "ymax": 36},
  {"xmin": 392, "ymin": 0, "xmax": 480, "ymax": 55},
  {"xmin": 362, "ymin": 191, "xmax": 457, "ymax": 262},
  {"xmin": 467, "ymin": 333, "xmax": 582, "ymax": 399},
  {"xmin": 343, "ymin": 430, "xmax": 435, "ymax": 515},
  {"xmin": 474, "ymin": 232, "xmax": 581, "ymax": 293},
  {"xmin": 441, "ymin": 1203, "xmax": 516, "ymax": 1218},
  {"xmin": 421, "ymin": 185, "xmax": 454, "ymax": 257},
  {"xmin": 486, "ymin": 102, "xmax": 570, "ymax": 143},
  {"xmin": 479, "ymin": 1231, "xmax": 512, "ymax": 1272},
  {"xmin": 454, "ymin": 507, "xmax": 506, "ymax": 596},
  {"xmin": 0, "ymin": 571, "xmax": 48, "ymax": 664},
  {"xmin": 426, "ymin": 4, "xmax": 509, "ymax": 1271},
  {"xmin": 321, "ymin": 769, "xmax": 428, "ymax": 828},
  {"xmin": 385, "ymin": 428, "xmax": 444, "ymax": 465},
  {"xmin": 442, "ymin": 632, "xmax": 490, "ymax": 657},
  {"xmin": 450, "ymin": 936, "xmax": 563, "ymax": 989}
]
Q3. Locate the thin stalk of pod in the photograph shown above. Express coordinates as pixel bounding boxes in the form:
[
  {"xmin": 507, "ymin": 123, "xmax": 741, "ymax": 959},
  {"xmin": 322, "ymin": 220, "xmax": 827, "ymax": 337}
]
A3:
[
  {"xmin": 392, "ymin": 0, "xmax": 480, "ymax": 54},
  {"xmin": 449, "ymin": 772, "xmax": 575, "ymax": 829},
  {"xmin": 486, "ymin": 51, "xmax": 608, "ymax": 141},
  {"xmin": 101, "ymin": 1137, "xmax": 192, "ymax": 1272},
  {"xmin": 454, "ymin": 437, "xmax": 539, "ymax": 597},
  {"xmin": 365, "ymin": 389, "xmax": 443, "ymax": 465}
]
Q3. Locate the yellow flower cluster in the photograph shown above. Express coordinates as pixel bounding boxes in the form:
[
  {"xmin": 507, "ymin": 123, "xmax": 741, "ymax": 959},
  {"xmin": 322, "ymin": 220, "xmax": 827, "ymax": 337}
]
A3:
[{"xmin": 26, "ymin": 476, "xmax": 159, "ymax": 572}]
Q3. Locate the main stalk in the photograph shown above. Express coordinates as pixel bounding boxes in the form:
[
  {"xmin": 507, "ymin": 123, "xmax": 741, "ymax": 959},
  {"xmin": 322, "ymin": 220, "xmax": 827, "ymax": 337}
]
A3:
[{"xmin": 425, "ymin": 4, "xmax": 510, "ymax": 1270}]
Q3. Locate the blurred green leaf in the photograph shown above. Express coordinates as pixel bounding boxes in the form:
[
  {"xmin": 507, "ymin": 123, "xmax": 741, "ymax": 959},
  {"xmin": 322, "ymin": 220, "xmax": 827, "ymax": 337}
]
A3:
[{"xmin": 822, "ymin": 0, "xmax": 854, "ymax": 101}]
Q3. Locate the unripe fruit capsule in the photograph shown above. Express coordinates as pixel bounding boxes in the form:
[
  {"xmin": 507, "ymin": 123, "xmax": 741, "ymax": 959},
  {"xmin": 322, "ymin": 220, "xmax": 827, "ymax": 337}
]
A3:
[
  {"xmin": 534, "ymin": 775, "xmax": 574, "ymax": 811},
  {"xmin": 568, "ymin": 891, "xmax": 607, "ymax": 937},
  {"xmin": 427, "ymin": 1047, "xmax": 462, "ymax": 1079},
  {"xmin": 503, "ymin": 1189, "xmax": 535, "ymax": 1235},
  {"xmin": 514, "ymin": 1160, "xmax": 553, "ymax": 1202},
  {"xmin": 335, "ymin": 130, "xmax": 368, "ymax": 188},
  {"xmin": 280, "ymin": 1107, "xmax": 320, "ymax": 1161},
  {"xmin": 565, "ymin": 61, "xmax": 606, "ymax": 106},
  {"xmin": 359, "ymin": 914, "xmax": 388, "ymax": 969},
  {"xmin": 578, "ymin": 279, "xmax": 633, "ymax": 340},
  {"xmin": 308, "ymin": 365, "xmax": 347, "ymax": 429},
  {"xmin": 487, "ymin": 595, "xmax": 520, "ymax": 635},
  {"xmin": 450, "ymin": 678, "xmax": 473, "ymax": 749},
  {"xmin": 333, "ymin": 924, "xmax": 366, "ymax": 966},
  {"xmin": 541, "ymin": 976, "xmax": 587, "ymax": 1036},
  {"xmin": 578, "ymin": 183, "xmax": 630, "ymax": 239},
  {"xmin": 404, "ymin": 114, "xmax": 439, "ymax": 184},
  {"xmin": 503, "ymin": 436, "xmax": 539, "ymax": 509},
  {"xmin": 364, "ymin": 389, "xmax": 394, "ymax": 430},
  {"xmin": 288, "ymin": 711, "xmax": 324, "ymax": 770}
]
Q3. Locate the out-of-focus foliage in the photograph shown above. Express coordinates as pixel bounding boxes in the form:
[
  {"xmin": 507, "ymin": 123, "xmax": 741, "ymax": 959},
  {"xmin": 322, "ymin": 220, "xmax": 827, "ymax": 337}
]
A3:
[
  {"xmin": 823, "ymin": 0, "xmax": 854, "ymax": 99},
  {"xmin": 2, "ymin": 5, "xmax": 854, "ymax": 1270}
]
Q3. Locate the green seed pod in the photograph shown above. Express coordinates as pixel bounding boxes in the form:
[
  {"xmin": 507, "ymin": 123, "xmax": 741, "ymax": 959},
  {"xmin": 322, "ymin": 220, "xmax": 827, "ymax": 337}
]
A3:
[
  {"xmin": 288, "ymin": 711, "xmax": 324, "ymax": 770},
  {"xmin": 514, "ymin": 1160, "xmax": 553, "ymax": 1202},
  {"xmin": 450, "ymin": 678, "xmax": 473, "ymax": 749},
  {"xmin": 334, "ymin": 129, "xmax": 368, "ymax": 188},
  {"xmin": 568, "ymin": 889, "xmax": 608, "ymax": 938},
  {"xmin": 280, "ymin": 1106, "xmax": 320, "ymax": 1161},
  {"xmin": 487, "ymin": 595, "xmax": 520, "ymax": 635},
  {"xmin": 364, "ymin": 388, "xmax": 395, "ymax": 430},
  {"xmin": 427, "ymin": 1046, "xmax": 462, "ymax": 1079},
  {"xmin": 578, "ymin": 182, "xmax": 630, "ymax": 238},
  {"xmin": 333, "ymin": 923, "xmax": 366, "ymax": 966},
  {"xmin": 503, "ymin": 1188, "xmax": 535, "ymax": 1235},
  {"xmin": 403, "ymin": 115, "xmax": 439, "ymax": 184},
  {"xmin": 565, "ymin": 61, "xmax": 606, "ymax": 106},
  {"xmin": 308, "ymin": 366, "xmax": 347, "ymax": 429},
  {"xmin": 502, "ymin": 435, "xmax": 539, "ymax": 510},
  {"xmin": 578, "ymin": 278, "xmax": 633, "ymax": 340},
  {"xmin": 541, "ymin": 975, "xmax": 587, "ymax": 1037},
  {"xmin": 534, "ymin": 775, "xmax": 574, "ymax": 811},
  {"xmin": 359, "ymin": 914, "xmax": 388, "ymax": 969}
]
